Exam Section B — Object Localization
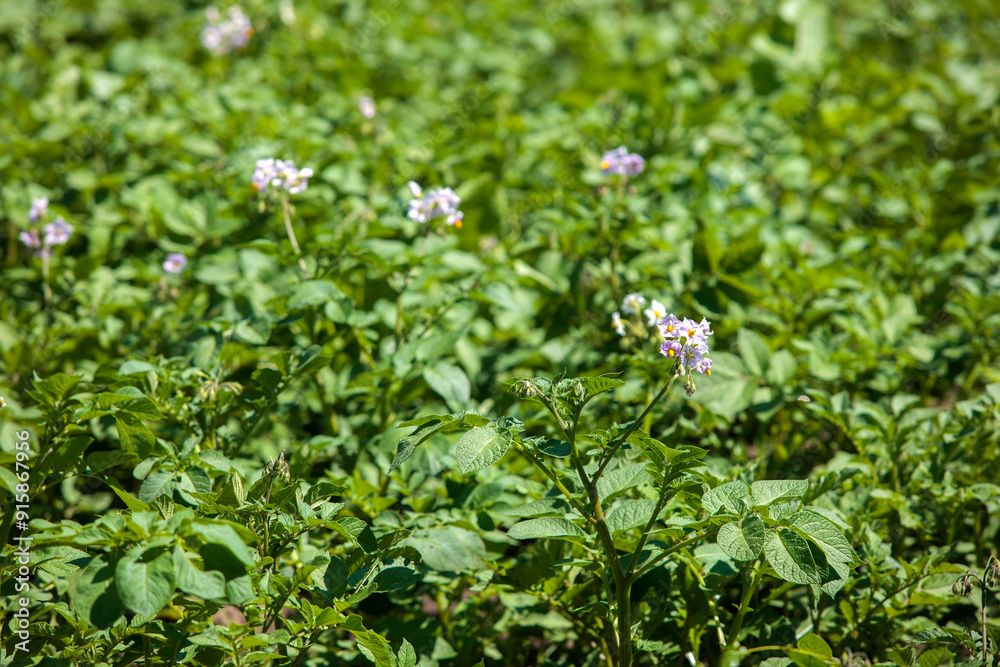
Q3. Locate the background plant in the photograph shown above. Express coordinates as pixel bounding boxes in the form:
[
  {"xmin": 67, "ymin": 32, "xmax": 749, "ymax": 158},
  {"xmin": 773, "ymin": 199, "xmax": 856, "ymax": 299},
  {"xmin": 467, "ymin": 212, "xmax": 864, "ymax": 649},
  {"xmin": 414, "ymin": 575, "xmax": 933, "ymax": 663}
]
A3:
[{"xmin": 1, "ymin": 0, "xmax": 999, "ymax": 665}]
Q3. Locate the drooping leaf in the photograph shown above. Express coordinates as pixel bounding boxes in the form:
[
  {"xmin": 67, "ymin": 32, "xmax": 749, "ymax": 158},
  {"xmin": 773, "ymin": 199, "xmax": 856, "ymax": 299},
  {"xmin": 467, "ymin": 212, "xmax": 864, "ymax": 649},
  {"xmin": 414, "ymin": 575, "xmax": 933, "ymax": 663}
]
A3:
[
  {"xmin": 791, "ymin": 510, "xmax": 857, "ymax": 564},
  {"xmin": 115, "ymin": 544, "xmax": 175, "ymax": 616},
  {"xmin": 764, "ymin": 528, "xmax": 820, "ymax": 585}
]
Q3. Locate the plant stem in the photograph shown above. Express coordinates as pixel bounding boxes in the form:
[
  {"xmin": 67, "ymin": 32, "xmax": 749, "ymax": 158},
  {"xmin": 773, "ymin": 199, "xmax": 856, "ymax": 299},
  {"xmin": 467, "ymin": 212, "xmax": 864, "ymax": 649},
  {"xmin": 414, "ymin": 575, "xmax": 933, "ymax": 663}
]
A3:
[
  {"xmin": 512, "ymin": 441, "xmax": 595, "ymax": 525},
  {"xmin": 721, "ymin": 561, "xmax": 766, "ymax": 663},
  {"xmin": 594, "ymin": 368, "xmax": 679, "ymax": 482},
  {"xmin": 281, "ymin": 195, "xmax": 310, "ymax": 278}
]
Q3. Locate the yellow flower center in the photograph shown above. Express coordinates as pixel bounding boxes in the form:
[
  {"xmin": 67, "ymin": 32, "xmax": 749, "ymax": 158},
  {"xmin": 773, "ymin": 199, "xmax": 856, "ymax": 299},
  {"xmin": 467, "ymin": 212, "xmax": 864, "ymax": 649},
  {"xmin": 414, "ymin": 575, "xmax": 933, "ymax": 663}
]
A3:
[{"xmin": 600, "ymin": 160, "xmax": 610, "ymax": 169}]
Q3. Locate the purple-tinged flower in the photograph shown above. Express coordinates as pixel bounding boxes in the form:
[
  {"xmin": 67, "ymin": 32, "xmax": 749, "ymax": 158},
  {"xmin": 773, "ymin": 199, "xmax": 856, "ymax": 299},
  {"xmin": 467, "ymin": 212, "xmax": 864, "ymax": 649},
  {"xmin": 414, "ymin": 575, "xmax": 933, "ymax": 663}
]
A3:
[
  {"xmin": 623, "ymin": 153, "xmax": 645, "ymax": 176},
  {"xmin": 660, "ymin": 339, "xmax": 682, "ymax": 358},
  {"xmin": 621, "ymin": 292, "xmax": 646, "ymax": 315},
  {"xmin": 359, "ymin": 96, "xmax": 376, "ymax": 119},
  {"xmin": 252, "ymin": 158, "xmax": 312, "ymax": 195},
  {"xmin": 43, "ymin": 218, "xmax": 72, "ymax": 246},
  {"xmin": 285, "ymin": 167, "xmax": 313, "ymax": 194},
  {"xmin": 163, "ymin": 253, "xmax": 188, "ymax": 274},
  {"xmin": 20, "ymin": 229, "xmax": 40, "ymax": 249},
  {"xmin": 600, "ymin": 146, "xmax": 645, "ymax": 178},
  {"xmin": 657, "ymin": 312, "xmax": 714, "ymax": 376},
  {"xmin": 611, "ymin": 312, "xmax": 625, "ymax": 337},
  {"xmin": 657, "ymin": 314, "xmax": 683, "ymax": 338},
  {"xmin": 29, "ymin": 198, "xmax": 48, "ymax": 224},
  {"xmin": 201, "ymin": 6, "xmax": 253, "ymax": 56},
  {"xmin": 600, "ymin": 146, "xmax": 628, "ymax": 175},
  {"xmin": 406, "ymin": 182, "xmax": 464, "ymax": 229}
]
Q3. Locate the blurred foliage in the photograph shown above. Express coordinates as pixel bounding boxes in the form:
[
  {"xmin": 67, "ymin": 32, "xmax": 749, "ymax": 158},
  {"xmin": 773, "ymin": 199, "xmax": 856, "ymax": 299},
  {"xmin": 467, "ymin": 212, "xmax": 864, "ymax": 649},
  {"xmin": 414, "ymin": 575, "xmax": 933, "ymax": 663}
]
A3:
[{"xmin": 1, "ymin": 0, "xmax": 999, "ymax": 665}]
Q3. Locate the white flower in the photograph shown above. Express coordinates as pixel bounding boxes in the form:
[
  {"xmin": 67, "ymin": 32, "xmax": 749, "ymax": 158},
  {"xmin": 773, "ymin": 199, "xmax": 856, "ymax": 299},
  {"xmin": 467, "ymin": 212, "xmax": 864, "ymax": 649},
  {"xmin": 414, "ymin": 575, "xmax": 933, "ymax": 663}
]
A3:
[
  {"xmin": 643, "ymin": 299, "xmax": 667, "ymax": 327},
  {"xmin": 611, "ymin": 312, "xmax": 625, "ymax": 336},
  {"xmin": 621, "ymin": 292, "xmax": 647, "ymax": 315}
]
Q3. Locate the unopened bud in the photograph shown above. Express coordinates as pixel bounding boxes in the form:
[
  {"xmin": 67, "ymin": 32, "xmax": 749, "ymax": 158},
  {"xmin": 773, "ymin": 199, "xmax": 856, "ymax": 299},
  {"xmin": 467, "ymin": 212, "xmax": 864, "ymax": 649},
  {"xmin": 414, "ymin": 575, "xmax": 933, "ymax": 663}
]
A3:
[
  {"xmin": 512, "ymin": 380, "xmax": 538, "ymax": 399},
  {"xmin": 953, "ymin": 575, "xmax": 974, "ymax": 597},
  {"xmin": 986, "ymin": 556, "xmax": 1000, "ymax": 590}
]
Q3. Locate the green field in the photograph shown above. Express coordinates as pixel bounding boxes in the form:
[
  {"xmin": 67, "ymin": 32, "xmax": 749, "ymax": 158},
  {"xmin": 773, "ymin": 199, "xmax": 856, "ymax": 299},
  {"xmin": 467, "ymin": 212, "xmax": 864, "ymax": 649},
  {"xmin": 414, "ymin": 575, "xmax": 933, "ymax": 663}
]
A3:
[{"xmin": 1, "ymin": 1, "xmax": 999, "ymax": 665}]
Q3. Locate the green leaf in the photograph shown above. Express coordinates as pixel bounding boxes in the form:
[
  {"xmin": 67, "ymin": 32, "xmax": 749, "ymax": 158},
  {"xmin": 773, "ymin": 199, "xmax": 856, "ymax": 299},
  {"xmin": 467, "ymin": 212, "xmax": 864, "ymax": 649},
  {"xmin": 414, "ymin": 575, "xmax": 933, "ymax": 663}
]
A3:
[
  {"xmin": 234, "ymin": 314, "xmax": 272, "ymax": 345},
  {"xmin": 423, "ymin": 362, "xmax": 472, "ymax": 405},
  {"xmin": 189, "ymin": 520, "xmax": 255, "ymax": 565},
  {"xmin": 766, "ymin": 349, "xmax": 798, "ymax": 384},
  {"xmin": 597, "ymin": 462, "xmax": 651, "ymax": 501},
  {"xmin": 403, "ymin": 527, "xmax": 486, "ymax": 572},
  {"xmin": 797, "ymin": 633, "xmax": 832, "ymax": 657},
  {"xmin": 173, "ymin": 546, "xmax": 227, "ymax": 600},
  {"xmin": 398, "ymin": 639, "xmax": 417, "ymax": 667},
  {"xmin": 455, "ymin": 425, "xmax": 512, "ymax": 474},
  {"xmin": 508, "ymin": 517, "xmax": 586, "ymax": 540},
  {"xmin": 288, "ymin": 279, "xmax": 347, "ymax": 310},
  {"xmin": 783, "ymin": 647, "xmax": 839, "ymax": 667},
  {"xmin": 138, "ymin": 470, "xmax": 174, "ymax": 502},
  {"xmin": 390, "ymin": 411, "xmax": 490, "ymax": 472},
  {"xmin": 105, "ymin": 477, "xmax": 152, "ymax": 512},
  {"xmin": 693, "ymin": 228, "xmax": 722, "ymax": 274},
  {"xmin": 115, "ymin": 412, "xmax": 155, "ymax": 460},
  {"xmin": 499, "ymin": 497, "xmax": 568, "ymax": 518},
  {"xmin": 606, "ymin": 499, "xmax": 658, "ymax": 534},
  {"xmin": 579, "ymin": 374, "xmax": 626, "ymax": 399},
  {"xmin": 720, "ymin": 233, "xmax": 765, "ymax": 273},
  {"xmin": 717, "ymin": 514, "xmax": 766, "ymax": 561},
  {"xmin": 791, "ymin": 511, "xmax": 857, "ymax": 564},
  {"xmin": 324, "ymin": 556, "xmax": 349, "ymax": 599},
  {"xmin": 115, "ymin": 544, "xmax": 175, "ymax": 616},
  {"xmin": 702, "ymin": 481, "xmax": 750, "ymax": 515},
  {"xmin": 750, "ymin": 480, "xmax": 809, "ymax": 508},
  {"xmin": 73, "ymin": 555, "xmax": 125, "ymax": 628},
  {"xmin": 765, "ymin": 528, "xmax": 820, "ymax": 585},
  {"xmin": 737, "ymin": 329, "xmax": 772, "ymax": 376}
]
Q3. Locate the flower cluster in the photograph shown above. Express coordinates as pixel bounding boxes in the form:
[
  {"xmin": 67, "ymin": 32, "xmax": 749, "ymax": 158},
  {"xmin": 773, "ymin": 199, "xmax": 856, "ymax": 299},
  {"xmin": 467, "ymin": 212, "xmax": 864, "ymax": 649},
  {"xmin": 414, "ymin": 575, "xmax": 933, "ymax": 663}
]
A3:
[
  {"xmin": 406, "ymin": 182, "xmax": 464, "ymax": 228},
  {"xmin": 163, "ymin": 253, "xmax": 188, "ymax": 274},
  {"xmin": 600, "ymin": 146, "xmax": 645, "ymax": 177},
  {"xmin": 612, "ymin": 293, "xmax": 667, "ymax": 337},
  {"xmin": 657, "ymin": 314, "xmax": 713, "ymax": 377},
  {"xmin": 20, "ymin": 198, "xmax": 73, "ymax": 257},
  {"xmin": 252, "ymin": 158, "xmax": 314, "ymax": 195},
  {"xmin": 201, "ymin": 6, "xmax": 253, "ymax": 56}
]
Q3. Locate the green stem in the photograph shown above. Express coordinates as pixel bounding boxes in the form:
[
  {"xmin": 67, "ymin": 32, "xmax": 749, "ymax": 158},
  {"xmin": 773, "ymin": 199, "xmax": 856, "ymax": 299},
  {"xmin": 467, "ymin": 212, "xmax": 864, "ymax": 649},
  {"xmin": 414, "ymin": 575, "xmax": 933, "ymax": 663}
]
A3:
[
  {"xmin": 624, "ymin": 482, "xmax": 676, "ymax": 581},
  {"xmin": 281, "ymin": 195, "xmax": 310, "ymax": 278},
  {"xmin": 722, "ymin": 561, "xmax": 766, "ymax": 662},
  {"xmin": 594, "ymin": 368, "xmax": 679, "ymax": 482},
  {"xmin": 512, "ymin": 441, "xmax": 595, "ymax": 525},
  {"xmin": 631, "ymin": 527, "xmax": 718, "ymax": 580}
]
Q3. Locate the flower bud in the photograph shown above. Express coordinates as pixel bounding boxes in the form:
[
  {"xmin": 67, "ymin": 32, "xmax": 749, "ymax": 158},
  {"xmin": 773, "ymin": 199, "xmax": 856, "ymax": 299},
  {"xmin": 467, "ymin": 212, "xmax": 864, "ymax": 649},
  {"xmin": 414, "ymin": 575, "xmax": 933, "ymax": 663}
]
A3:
[
  {"xmin": 985, "ymin": 556, "xmax": 1000, "ymax": 590},
  {"xmin": 953, "ymin": 575, "xmax": 974, "ymax": 597}
]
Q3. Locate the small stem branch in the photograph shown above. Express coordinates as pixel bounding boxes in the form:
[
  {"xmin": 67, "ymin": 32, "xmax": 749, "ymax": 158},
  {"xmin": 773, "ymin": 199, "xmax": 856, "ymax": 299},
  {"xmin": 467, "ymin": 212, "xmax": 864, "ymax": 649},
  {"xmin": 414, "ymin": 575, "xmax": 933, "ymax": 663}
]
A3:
[
  {"xmin": 281, "ymin": 195, "xmax": 310, "ymax": 278},
  {"xmin": 512, "ymin": 441, "xmax": 595, "ymax": 525},
  {"xmin": 632, "ymin": 528, "xmax": 718, "ymax": 580},
  {"xmin": 594, "ymin": 369, "xmax": 679, "ymax": 482}
]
